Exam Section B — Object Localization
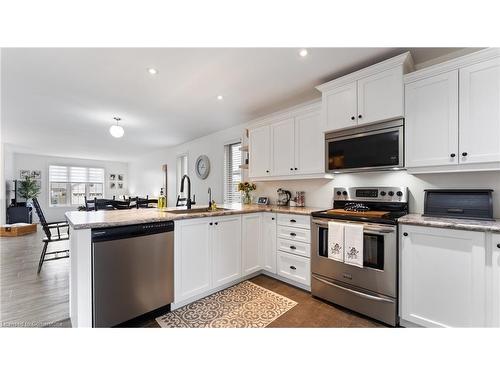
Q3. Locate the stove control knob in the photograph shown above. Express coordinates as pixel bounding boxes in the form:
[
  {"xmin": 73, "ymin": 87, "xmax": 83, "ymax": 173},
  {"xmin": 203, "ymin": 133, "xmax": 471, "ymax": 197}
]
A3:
[
  {"xmin": 396, "ymin": 191, "xmax": 403, "ymax": 197},
  {"xmin": 336, "ymin": 191, "xmax": 342, "ymax": 196},
  {"xmin": 342, "ymin": 191, "xmax": 348, "ymax": 196},
  {"xmin": 388, "ymin": 191, "xmax": 394, "ymax": 197},
  {"xmin": 380, "ymin": 191, "xmax": 386, "ymax": 196}
]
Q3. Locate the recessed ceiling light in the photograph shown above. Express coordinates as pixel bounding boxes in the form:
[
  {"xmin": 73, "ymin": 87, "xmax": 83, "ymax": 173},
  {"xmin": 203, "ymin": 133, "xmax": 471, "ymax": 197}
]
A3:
[
  {"xmin": 148, "ymin": 68, "xmax": 158, "ymax": 75},
  {"xmin": 298, "ymin": 49, "xmax": 308, "ymax": 57},
  {"xmin": 217, "ymin": 95, "xmax": 224, "ymax": 101}
]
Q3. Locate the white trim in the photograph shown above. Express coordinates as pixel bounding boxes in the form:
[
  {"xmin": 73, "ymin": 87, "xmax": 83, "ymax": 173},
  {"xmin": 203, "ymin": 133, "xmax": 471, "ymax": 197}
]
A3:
[
  {"xmin": 316, "ymin": 52, "xmax": 414, "ymax": 92},
  {"xmin": 249, "ymin": 173, "xmax": 334, "ymax": 182},
  {"xmin": 245, "ymin": 100, "xmax": 321, "ymax": 130},
  {"xmin": 404, "ymin": 48, "xmax": 500, "ymax": 83}
]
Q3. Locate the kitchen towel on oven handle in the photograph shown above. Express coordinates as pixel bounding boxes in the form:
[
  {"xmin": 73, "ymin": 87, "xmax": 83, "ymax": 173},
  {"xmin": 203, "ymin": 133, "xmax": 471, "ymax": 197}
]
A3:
[
  {"xmin": 327, "ymin": 221, "xmax": 344, "ymax": 262},
  {"xmin": 343, "ymin": 223, "xmax": 364, "ymax": 268}
]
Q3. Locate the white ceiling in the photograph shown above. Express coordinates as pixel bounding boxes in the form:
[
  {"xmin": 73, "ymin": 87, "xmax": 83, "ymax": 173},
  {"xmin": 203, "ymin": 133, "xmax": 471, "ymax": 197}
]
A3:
[{"xmin": 1, "ymin": 47, "xmax": 476, "ymax": 161}]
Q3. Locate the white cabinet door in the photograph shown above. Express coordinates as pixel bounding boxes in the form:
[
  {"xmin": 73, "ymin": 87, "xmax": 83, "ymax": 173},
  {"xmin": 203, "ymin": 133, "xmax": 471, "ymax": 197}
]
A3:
[
  {"xmin": 249, "ymin": 125, "xmax": 271, "ymax": 178},
  {"xmin": 491, "ymin": 234, "xmax": 500, "ymax": 327},
  {"xmin": 212, "ymin": 215, "xmax": 242, "ymax": 288},
  {"xmin": 241, "ymin": 213, "xmax": 262, "ymax": 276},
  {"xmin": 459, "ymin": 57, "xmax": 500, "ymax": 164},
  {"xmin": 294, "ymin": 111, "xmax": 324, "ymax": 174},
  {"xmin": 322, "ymin": 82, "xmax": 357, "ymax": 132},
  {"xmin": 271, "ymin": 118, "xmax": 295, "ymax": 176},
  {"xmin": 261, "ymin": 213, "xmax": 277, "ymax": 274},
  {"xmin": 405, "ymin": 70, "xmax": 459, "ymax": 168},
  {"xmin": 175, "ymin": 218, "xmax": 212, "ymax": 302},
  {"xmin": 400, "ymin": 225, "xmax": 487, "ymax": 327},
  {"xmin": 357, "ymin": 66, "xmax": 404, "ymax": 125}
]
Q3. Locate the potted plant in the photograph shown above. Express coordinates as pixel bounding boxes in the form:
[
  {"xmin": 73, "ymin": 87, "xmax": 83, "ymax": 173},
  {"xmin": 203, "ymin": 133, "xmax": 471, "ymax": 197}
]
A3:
[
  {"xmin": 18, "ymin": 176, "xmax": 41, "ymax": 206},
  {"xmin": 237, "ymin": 181, "xmax": 256, "ymax": 204}
]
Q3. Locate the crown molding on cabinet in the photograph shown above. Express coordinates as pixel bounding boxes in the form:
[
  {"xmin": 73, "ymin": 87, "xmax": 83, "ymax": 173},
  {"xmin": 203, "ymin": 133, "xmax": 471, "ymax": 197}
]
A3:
[
  {"xmin": 245, "ymin": 99, "xmax": 321, "ymax": 130},
  {"xmin": 404, "ymin": 48, "xmax": 500, "ymax": 83},
  {"xmin": 315, "ymin": 52, "xmax": 414, "ymax": 92}
]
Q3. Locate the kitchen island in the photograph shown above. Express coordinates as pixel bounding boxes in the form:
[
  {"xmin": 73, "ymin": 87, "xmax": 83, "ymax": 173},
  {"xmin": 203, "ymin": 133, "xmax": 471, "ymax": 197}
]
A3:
[{"xmin": 66, "ymin": 204, "xmax": 323, "ymax": 327}]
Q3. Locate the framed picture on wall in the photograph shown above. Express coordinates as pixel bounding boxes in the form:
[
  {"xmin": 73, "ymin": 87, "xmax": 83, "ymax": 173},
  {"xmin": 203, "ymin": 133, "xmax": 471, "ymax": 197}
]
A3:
[
  {"xmin": 118, "ymin": 182, "xmax": 123, "ymax": 189},
  {"xmin": 20, "ymin": 170, "xmax": 30, "ymax": 179},
  {"xmin": 31, "ymin": 170, "xmax": 41, "ymax": 179},
  {"xmin": 118, "ymin": 174, "xmax": 124, "ymax": 181},
  {"xmin": 109, "ymin": 174, "xmax": 116, "ymax": 181},
  {"xmin": 110, "ymin": 182, "xmax": 116, "ymax": 189}
]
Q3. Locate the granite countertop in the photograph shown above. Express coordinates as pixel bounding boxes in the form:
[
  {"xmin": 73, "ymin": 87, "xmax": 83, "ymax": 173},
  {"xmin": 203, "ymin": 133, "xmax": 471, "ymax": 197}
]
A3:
[
  {"xmin": 398, "ymin": 214, "xmax": 500, "ymax": 233},
  {"xmin": 65, "ymin": 203, "xmax": 326, "ymax": 230}
]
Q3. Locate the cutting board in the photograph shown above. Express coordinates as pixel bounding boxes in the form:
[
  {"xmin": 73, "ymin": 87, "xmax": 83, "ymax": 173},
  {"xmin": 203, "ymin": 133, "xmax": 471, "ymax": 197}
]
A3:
[{"xmin": 326, "ymin": 209, "xmax": 390, "ymax": 218}]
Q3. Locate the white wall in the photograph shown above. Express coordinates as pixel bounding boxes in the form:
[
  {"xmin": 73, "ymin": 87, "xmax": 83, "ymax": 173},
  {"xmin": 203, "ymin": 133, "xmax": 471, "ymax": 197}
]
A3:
[
  {"xmin": 129, "ymin": 123, "xmax": 246, "ymax": 207},
  {"xmin": 12, "ymin": 152, "xmax": 128, "ymax": 222}
]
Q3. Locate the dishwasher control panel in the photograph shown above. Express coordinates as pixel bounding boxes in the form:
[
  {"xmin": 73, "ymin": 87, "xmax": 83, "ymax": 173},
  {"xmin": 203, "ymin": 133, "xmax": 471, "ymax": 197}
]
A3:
[{"xmin": 92, "ymin": 221, "xmax": 174, "ymax": 242}]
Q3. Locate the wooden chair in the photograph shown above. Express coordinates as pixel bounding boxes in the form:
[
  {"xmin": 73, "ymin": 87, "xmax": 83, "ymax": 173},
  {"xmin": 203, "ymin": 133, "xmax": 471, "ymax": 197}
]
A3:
[
  {"xmin": 112, "ymin": 197, "xmax": 131, "ymax": 210},
  {"xmin": 85, "ymin": 197, "xmax": 115, "ymax": 211},
  {"xmin": 32, "ymin": 198, "xmax": 70, "ymax": 274},
  {"xmin": 135, "ymin": 195, "xmax": 158, "ymax": 209}
]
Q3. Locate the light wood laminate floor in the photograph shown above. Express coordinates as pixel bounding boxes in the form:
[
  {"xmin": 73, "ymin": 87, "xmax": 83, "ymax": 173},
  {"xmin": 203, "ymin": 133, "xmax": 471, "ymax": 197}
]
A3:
[{"xmin": 1, "ymin": 227, "xmax": 69, "ymax": 327}]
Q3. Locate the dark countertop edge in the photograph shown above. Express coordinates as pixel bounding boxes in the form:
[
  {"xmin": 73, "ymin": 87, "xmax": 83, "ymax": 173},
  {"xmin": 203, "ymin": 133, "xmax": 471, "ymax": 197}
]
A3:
[
  {"xmin": 398, "ymin": 214, "xmax": 500, "ymax": 234},
  {"xmin": 65, "ymin": 205, "xmax": 326, "ymax": 230}
]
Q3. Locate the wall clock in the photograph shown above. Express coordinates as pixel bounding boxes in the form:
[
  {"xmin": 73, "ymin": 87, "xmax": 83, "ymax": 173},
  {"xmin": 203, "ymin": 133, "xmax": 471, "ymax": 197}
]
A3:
[{"xmin": 195, "ymin": 155, "xmax": 210, "ymax": 179}]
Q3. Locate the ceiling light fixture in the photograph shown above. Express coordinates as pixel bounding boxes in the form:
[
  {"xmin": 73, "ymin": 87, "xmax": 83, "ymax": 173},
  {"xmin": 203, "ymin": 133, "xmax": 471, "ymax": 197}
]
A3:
[
  {"xmin": 299, "ymin": 49, "xmax": 308, "ymax": 57},
  {"xmin": 148, "ymin": 67, "xmax": 158, "ymax": 75},
  {"xmin": 109, "ymin": 117, "xmax": 124, "ymax": 138},
  {"xmin": 217, "ymin": 95, "xmax": 224, "ymax": 101}
]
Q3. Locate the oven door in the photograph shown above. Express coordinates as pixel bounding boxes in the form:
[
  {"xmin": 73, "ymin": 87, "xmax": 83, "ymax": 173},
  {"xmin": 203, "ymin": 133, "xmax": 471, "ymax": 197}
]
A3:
[
  {"xmin": 311, "ymin": 218, "xmax": 397, "ymax": 297},
  {"xmin": 325, "ymin": 120, "xmax": 404, "ymax": 173}
]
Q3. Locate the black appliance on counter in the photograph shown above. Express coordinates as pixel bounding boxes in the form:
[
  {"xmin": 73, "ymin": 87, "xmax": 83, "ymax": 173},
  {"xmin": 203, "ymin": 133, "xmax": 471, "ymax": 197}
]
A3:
[{"xmin": 423, "ymin": 189, "xmax": 494, "ymax": 221}]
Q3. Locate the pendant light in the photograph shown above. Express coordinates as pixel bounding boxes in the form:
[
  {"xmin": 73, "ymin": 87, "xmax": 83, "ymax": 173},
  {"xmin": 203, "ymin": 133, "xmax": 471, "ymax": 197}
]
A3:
[{"xmin": 109, "ymin": 117, "xmax": 124, "ymax": 138}]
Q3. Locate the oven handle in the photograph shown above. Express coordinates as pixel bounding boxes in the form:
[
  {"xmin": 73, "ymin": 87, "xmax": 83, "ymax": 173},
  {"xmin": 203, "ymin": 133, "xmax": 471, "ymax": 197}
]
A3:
[
  {"xmin": 311, "ymin": 219, "xmax": 395, "ymax": 234},
  {"xmin": 312, "ymin": 275, "xmax": 395, "ymax": 304}
]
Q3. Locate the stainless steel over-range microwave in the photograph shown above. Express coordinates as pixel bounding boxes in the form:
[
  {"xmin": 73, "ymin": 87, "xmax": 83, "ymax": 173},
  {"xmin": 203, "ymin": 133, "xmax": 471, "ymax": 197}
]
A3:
[{"xmin": 325, "ymin": 119, "xmax": 404, "ymax": 173}]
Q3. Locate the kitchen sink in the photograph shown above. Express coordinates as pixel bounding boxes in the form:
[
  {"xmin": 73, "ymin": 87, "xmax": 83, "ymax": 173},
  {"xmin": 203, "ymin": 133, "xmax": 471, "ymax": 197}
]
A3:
[{"xmin": 164, "ymin": 207, "xmax": 234, "ymax": 214}]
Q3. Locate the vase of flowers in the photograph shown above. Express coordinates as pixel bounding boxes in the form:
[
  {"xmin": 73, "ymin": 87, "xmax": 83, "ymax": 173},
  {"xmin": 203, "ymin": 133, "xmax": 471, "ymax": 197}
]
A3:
[{"xmin": 237, "ymin": 182, "xmax": 256, "ymax": 204}]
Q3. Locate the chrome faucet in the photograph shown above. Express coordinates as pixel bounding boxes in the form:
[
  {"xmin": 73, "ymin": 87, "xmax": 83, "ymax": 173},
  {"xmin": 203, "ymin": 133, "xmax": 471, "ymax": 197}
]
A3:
[
  {"xmin": 180, "ymin": 174, "xmax": 195, "ymax": 209},
  {"xmin": 208, "ymin": 187, "xmax": 212, "ymax": 210}
]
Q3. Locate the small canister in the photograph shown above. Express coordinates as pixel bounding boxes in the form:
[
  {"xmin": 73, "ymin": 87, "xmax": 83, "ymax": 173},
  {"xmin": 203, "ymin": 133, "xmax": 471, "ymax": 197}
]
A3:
[{"xmin": 296, "ymin": 191, "xmax": 305, "ymax": 207}]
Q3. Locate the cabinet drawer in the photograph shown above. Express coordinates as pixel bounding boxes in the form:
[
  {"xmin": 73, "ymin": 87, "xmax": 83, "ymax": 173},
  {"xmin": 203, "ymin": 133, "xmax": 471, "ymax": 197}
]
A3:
[
  {"xmin": 277, "ymin": 214, "xmax": 310, "ymax": 229},
  {"xmin": 277, "ymin": 225, "xmax": 310, "ymax": 243},
  {"xmin": 277, "ymin": 251, "xmax": 310, "ymax": 286},
  {"xmin": 277, "ymin": 238, "xmax": 310, "ymax": 258}
]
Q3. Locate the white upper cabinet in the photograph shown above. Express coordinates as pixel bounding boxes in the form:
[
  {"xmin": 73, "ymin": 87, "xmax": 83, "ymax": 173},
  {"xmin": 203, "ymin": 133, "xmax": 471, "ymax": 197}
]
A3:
[
  {"xmin": 405, "ymin": 70, "xmax": 459, "ymax": 168},
  {"xmin": 357, "ymin": 66, "xmax": 404, "ymax": 125},
  {"xmin": 294, "ymin": 111, "xmax": 324, "ymax": 174},
  {"xmin": 248, "ymin": 125, "xmax": 271, "ymax": 178},
  {"xmin": 271, "ymin": 118, "xmax": 295, "ymax": 176},
  {"xmin": 321, "ymin": 82, "xmax": 358, "ymax": 131},
  {"xmin": 247, "ymin": 103, "xmax": 327, "ymax": 180},
  {"xmin": 317, "ymin": 52, "xmax": 413, "ymax": 132},
  {"xmin": 212, "ymin": 216, "xmax": 242, "ymax": 288},
  {"xmin": 404, "ymin": 49, "xmax": 500, "ymax": 173},
  {"xmin": 459, "ymin": 57, "xmax": 500, "ymax": 165}
]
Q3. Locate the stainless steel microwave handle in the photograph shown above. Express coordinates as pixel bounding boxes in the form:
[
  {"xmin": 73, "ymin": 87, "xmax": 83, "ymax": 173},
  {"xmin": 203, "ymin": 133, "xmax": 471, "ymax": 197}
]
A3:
[{"xmin": 312, "ymin": 275, "xmax": 394, "ymax": 304}]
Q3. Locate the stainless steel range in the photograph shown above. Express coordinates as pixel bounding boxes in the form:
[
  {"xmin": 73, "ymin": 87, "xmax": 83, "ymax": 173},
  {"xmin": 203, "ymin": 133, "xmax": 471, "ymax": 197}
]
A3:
[{"xmin": 311, "ymin": 186, "xmax": 408, "ymax": 326}]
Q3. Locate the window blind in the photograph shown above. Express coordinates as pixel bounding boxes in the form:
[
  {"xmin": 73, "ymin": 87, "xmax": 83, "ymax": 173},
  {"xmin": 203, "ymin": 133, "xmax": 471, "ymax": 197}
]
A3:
[
  {"xmin": 223, "ymin": 142, "xmax": 242, "ymax": 204},
  {"xmin": 49, "ymin": 165, "xmax": 105, "ymax": 183}
]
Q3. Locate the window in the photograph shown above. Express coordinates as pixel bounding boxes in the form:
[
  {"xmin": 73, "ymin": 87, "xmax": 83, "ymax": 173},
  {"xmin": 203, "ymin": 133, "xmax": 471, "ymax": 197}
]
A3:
[
  {"xmin": 224, "ymin": 142, "xmax": 242, "ymax": 203},
  {"xmin": 49, "ymin": 165, "xmax": 105, "ymax": 207}
]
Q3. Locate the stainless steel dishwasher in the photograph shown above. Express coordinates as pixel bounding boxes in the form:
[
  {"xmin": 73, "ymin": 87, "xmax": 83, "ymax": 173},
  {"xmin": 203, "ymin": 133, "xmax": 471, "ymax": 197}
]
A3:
[{"xmin": 91, "ymin": 221, "xmax": 174, "ymax": 327}]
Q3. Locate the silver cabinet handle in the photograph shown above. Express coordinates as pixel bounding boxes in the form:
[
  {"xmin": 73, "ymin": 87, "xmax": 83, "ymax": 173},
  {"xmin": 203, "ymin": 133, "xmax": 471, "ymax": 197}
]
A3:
[{"xmin": 312, "ymin": 275, "xmax": 394, "ymax": 303}]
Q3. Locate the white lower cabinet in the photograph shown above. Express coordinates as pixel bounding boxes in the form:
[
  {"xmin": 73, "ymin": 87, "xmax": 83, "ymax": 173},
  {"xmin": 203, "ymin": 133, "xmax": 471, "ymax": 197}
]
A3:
[
  {"xmin": 277, "ymin": 251, "xmax": 311, "ymax": 286},
  {"xmin": 400, "ymin": 225, "xmax": 487, "ymax": 327},
  {"xmin": 261, "ymin": 213, "xmax": 277, "ymax": 274},
  {"xmin": 242, "ymin": 213, "xmax": 262, "ymax": 276},
  {"xmin": 491, "ymin": 234, "xmax": 500, "ymax": 327},
  {"xmin": 212, "ymin": 216, "xmax": 242, "ymax": 288},
  {"xmin": 174, "ymin": 217, "xmax": 213, "ymax": 303}
]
